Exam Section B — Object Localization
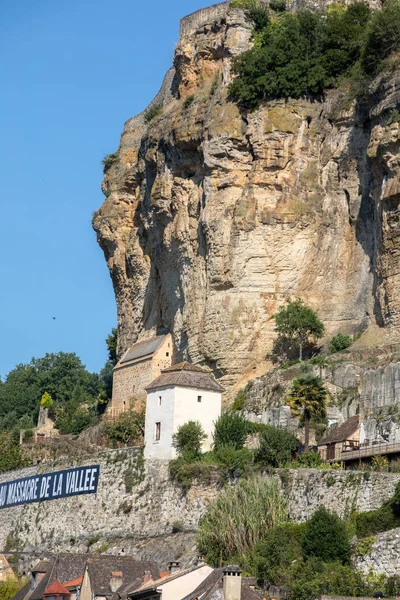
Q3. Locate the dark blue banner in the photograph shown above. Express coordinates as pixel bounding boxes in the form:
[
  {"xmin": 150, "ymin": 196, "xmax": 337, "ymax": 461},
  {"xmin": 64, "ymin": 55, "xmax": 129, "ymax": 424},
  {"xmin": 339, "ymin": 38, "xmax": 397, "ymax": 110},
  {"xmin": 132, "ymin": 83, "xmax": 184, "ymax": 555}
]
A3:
[{"xmin": 0, "ymin": 465, "xmax": 100, "ymax": 509}]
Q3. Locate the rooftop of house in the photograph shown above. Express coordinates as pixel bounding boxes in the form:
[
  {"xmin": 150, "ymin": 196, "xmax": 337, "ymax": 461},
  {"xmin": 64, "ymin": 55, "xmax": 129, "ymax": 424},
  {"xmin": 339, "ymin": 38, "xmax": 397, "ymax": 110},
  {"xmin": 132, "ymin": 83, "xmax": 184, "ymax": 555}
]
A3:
[
  {"xmin": 86, "ymin": 555, "xmax": 160, "ymax": 598},
  {"xmin": 118, "ymin": 335, "xmax": 168, "ymax": 366},
  {"xmin": 146, "ymin": 361, "xmax": 224, "ymax": 393},
  {"xmin": 126, "ymin": 564, "xmax": 209, "ymax": 598},
  {"xmin": 181, "ymin": 568, "xmax": 262, "ymax": 600},
  {"xmin": 43, "ymin": 581, "xmax": 71, "ymax": 596},
  {"xmin": 318, "ymin": 415, "xmax": 360, "ymax": 446},
  {"xmin": 12, "ymin": 554, "xmax": 88, "ymax": 600}
]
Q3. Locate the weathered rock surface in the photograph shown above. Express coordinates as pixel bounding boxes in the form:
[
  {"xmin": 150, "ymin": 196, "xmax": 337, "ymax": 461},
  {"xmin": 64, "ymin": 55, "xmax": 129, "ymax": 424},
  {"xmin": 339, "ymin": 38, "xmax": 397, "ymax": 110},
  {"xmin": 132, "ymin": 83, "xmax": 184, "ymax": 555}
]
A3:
[{"xmin": 93, "ymin": 2, "xmax": 400, "ymax": 392}]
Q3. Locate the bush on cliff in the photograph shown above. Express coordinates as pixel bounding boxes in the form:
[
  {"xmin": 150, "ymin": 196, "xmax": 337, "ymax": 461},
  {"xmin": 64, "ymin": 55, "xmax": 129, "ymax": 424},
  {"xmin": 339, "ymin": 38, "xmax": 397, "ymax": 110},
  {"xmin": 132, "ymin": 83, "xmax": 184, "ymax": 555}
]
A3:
[
  {"xmin": 353, "ymin": 482, "xmax": 400, "ymax": 537},
  {"xmin": 0, "ymin": 432, "xmax": 30, "ymax": 473},
  {"xmin": 328, "ymin": 333, "xmax": 353, "ymax": 353},
  {"xmin": 102, "ymin": 408, "xmax": 145, "ymax": 447},
  {"xmin": 361, "ymin": 0, "xmax": 400, "ymax": 74},
  {"xmin": 229, "ymin": 1, "xmax": 373, "ymax": 106}
]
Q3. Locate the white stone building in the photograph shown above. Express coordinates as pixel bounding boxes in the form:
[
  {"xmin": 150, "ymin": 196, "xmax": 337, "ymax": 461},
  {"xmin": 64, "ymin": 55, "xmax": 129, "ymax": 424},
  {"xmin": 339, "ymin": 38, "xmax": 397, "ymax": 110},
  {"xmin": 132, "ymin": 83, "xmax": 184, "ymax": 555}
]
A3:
[{"xmin": 144, "ymin": 362, "xmax": 224, "ymax": 460}]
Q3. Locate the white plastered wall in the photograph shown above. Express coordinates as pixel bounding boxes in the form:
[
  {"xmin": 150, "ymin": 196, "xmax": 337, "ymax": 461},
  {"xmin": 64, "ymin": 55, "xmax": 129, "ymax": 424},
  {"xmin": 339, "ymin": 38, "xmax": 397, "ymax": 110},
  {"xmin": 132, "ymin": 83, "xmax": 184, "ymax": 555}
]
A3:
[{"xmin": 144, "ymin": 385, "xmax": 222, "ymax": 460}]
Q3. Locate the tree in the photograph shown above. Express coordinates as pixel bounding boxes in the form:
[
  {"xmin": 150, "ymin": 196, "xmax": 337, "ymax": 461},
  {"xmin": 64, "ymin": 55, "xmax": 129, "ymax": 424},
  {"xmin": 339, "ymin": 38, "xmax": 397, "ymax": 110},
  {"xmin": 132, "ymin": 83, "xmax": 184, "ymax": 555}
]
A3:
[
  {"xmin": 0, "ymin": 432, "xmax": 29, "ymax": 473},
  {"xmin": 40, "ymin": 392, "xmax": 53, "ymax": 408},
  {"xmin": 0, "ymin": 578, "xmax": 28, "ymax": 600},
  {"xmin": 361, "ymin": 0, "xmax": 400, "ymax": 74},
  {"xmin": 213, "ymin": 413, "xmax": 248, "ymax": 451},
  {"xmin": 172, "ymin": 421, "xmax": 206, "ymax": 460},
  {"xmin": 273, "ymin": 298, "xmax": 325, "ymax": 361},
  {"xmin": 302, "ymin": 506, "xmax": 351, "ymax": 564},
  {"xmin": 255, "ymin": 425, "xmax": 299, "ymax": 467},
  {"xmin": 106, "ymin": 328, "xmax": 118, "ymax": 365},
  {"xmin": 287, "ymin": 374, "xmax": 327, "ymax": 450}
]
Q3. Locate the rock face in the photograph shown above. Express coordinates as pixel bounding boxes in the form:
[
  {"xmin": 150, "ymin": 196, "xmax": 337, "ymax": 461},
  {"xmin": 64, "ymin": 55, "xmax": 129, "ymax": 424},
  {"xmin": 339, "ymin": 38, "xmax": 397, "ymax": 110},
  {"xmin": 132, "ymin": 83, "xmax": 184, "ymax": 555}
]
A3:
[{"xmin": 93, "ymin": 1, "xmax": 400, "ymax": 392}]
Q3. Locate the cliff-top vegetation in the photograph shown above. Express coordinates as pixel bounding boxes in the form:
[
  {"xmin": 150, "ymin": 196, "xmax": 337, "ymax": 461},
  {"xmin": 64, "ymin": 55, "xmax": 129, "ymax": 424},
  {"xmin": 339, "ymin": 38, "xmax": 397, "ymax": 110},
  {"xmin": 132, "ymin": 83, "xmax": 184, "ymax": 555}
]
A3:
[{"xmin": 230, "ymin": 0, "xmax": 400, "ymax": 107}]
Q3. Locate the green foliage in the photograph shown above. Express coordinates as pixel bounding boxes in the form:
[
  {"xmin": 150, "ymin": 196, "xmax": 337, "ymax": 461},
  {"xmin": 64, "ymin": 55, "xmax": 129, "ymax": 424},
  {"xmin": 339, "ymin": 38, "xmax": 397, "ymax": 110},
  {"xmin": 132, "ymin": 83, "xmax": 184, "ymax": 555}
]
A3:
[
  {"xmin": 255, "ymin": 425, "xmax": 298, "ymax": 467},
  {"xmin": 0, "ymin": 578, "xmax": 28, "ymax": 600},
  {"xmin": 273, "ymin": 298, "xmax": 325, "ymax": 361},
  {"xmin": 231, "ymin": 0, "xmax": 270, "ymax": 31},
  {"xmin": 294, "ymin": 450, "xmax": 323, "ymax": 468},
  {"xmin": 353, "ymin": 484, "xmax": 400, "ymax": 537},
  {"xmin": 172, "ymin": 520, "xmax": 185, "ymax": 533},
  {"xmin": 169, "ymin": 456, "xmax": 215, "ymax": 491},
  {"xmin": 388, "ymin": 110, "xmax": 400, "ymax": 125},
  {"xmin": 229, "ymin": 3, "xmax": 371, "ymax": 107},
  {"xmin": 371, "ymin": 455, "xmax": 389, "ymax": 472},
  {"xmin": 197, "ymin": 475, "xmax": 287, "ymax": 566},
  {"xmin": 231, "ymin": 390, "xmax": 246, "ymax": 412},
  {"xmin": 55, "ymin": 405, "xmax": 97, "ymax": 435},
  {"xmin": 302, "ymin": 506, "xmax": 351, "ymax": 564},
  {"xmin": 357, "ymin": 536, "xmax": 376, "ymax": 556},
  {"xmin": 102, "ymin": 152, "xmax": 118, "ymax": 170},
  {"xmin": 214, "ymin": 446, "xmax": 254, "ymax": 478},
  {"xmin": 270, "ymin": 0, "xmax": 286, "ymax": 12},
  {"xmin": 102, "ymin": 408, "xmax": 145, "ymax": 447},
  {"xmin": 172, "ymin": 421, "xmax": 206, "ymax": 460},
  {"xmin": 255, "ymin": 522, "xmax": 305, "ymax": 584},
  {"xmin": 361, "ymin": 0, "xmax": 400, "ymax": 74},
  {"xmin": 182, "ymin": 95, "xmax": 195, "ymax": 109},
  {"xmin": 287, "ymin": 374, "xmax": 327, "ymax": 449},
  {"xmin": 106, "ymin": 328, "xmax": 118, "ymax": 365},
  {"xmin": 0, "ymin": 432, "xmax": 30, "ymax": 473},
  {"xmin": 328, "ymin": 333, "xmax": 353, "ymax": 354},
  {"xmin": 144, "ymin": 104, "xmax": 162, "ymax": 123},
  {"xmin": 213, "ymin": 412, "xmax": 248, "ymax": 451},
  {"xmin": 0, "ymin": 352, "xmax": 105, "ymax": 434},
  {"xmin": 40, "ymin": 392, "xmax": 53, "ymax": 408}
]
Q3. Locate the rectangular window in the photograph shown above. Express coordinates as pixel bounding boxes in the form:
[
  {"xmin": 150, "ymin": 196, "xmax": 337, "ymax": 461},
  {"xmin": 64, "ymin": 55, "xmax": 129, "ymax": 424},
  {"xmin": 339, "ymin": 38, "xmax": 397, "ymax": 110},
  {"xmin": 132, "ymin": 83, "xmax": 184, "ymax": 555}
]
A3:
[
  {"xmin": 158, "ymin": 396, "xmax": 162, "ymax": 406},
  {"xmin": 197, "ymin": 395, "xmax": 202, "ymax": 403},
  {"xmin": 166, "ymin": 352, "xmax": 169, "ymax": 357},
  {"xmin": 155, "ymin": 422, "xmax": 161, "ymax": 441}
]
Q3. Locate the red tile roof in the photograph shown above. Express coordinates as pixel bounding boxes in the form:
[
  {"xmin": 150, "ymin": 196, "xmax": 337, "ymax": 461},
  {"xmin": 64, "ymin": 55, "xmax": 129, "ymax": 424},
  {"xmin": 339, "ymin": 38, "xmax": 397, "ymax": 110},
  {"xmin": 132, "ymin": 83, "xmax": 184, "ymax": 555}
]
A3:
[
  {"xmin": 44, "ymin": 580, "xmax": 71, "ymax": 596},
  {"xmin": 63, "ymin": 577, "xmax": 83, "ymax": 589}
]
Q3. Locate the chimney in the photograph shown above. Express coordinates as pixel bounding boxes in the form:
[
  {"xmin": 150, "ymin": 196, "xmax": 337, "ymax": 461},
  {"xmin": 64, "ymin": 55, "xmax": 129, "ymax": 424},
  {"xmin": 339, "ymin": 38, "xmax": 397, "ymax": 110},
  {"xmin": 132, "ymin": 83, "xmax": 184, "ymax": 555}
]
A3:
[
  {"xmin": 168, "ymin": 561, "xmax": 180, "ymax": 574},
  {"xmin": 223, "ymin": 565, "xmax": 242, "ymax": 600},
  {"xmin": 142, "ymin": 570, "xmax": 153, "ymax": 584},
  {"xmin": 110, "ymin": 571, "xmax": 123, "ymax": 593}
]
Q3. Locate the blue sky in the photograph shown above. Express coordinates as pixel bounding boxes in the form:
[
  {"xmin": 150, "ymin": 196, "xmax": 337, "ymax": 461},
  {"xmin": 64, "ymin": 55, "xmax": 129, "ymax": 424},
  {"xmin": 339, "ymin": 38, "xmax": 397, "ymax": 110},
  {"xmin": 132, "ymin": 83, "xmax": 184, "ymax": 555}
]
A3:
[{"xmin": 0, "ymin": 0, "xmax": 211, "ymax": 377}]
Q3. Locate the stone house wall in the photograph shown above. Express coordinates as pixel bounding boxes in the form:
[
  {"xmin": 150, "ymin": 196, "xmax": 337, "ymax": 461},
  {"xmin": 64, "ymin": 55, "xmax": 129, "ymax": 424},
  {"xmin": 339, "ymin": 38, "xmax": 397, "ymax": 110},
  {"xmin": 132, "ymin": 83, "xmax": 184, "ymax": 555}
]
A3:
[{"xmin": 110, "ymin": 335, "xmax": 173, "ymax": 415}]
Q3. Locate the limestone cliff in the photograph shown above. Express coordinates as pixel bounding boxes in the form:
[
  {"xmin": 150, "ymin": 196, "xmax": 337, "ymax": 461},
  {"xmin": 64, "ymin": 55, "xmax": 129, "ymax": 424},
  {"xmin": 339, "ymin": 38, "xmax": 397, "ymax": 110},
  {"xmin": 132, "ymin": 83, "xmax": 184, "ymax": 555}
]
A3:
[{"xmin": 93, "ymin": 1, "xmax": 400, "ymax": 392}]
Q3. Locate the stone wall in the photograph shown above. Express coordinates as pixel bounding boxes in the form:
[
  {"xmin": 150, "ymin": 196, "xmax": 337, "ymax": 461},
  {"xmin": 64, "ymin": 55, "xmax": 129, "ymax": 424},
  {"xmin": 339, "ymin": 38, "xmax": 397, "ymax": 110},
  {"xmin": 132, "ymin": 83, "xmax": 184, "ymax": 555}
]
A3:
[
  {"xmin": 355, "ymin": 528, "xmax": 400, "ymax": 576},
  {"xmin": 3, "ymin": 451, "xmax": 400, "ymax": 569}
]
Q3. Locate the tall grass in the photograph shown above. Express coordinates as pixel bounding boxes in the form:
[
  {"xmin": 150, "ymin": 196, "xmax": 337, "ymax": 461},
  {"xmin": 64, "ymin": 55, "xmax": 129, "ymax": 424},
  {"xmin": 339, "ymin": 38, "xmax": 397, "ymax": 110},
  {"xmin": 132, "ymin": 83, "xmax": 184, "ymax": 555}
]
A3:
[{"xmin": 197, "ymin": 474, "xmax": 287, "ymax": 566}]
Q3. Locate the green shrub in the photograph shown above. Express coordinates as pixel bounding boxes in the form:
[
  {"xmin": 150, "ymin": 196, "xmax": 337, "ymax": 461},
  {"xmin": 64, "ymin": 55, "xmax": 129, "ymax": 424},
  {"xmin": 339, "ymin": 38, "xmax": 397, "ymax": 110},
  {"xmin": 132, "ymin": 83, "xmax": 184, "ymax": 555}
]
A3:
[
  {"xmin": 388, "ymin": 110, "xmax": 400, "ymax": 125},
  {"xmin": 356, "ymin": 535, "xmax": 376, "ymax": 556},
  {"xmin": 171, "ymin": 520, "xmax": 185, "ymax": 533},
  {"xmin": 361, "ymin": 0, "xmax": 400, "ymax": 74},
  {"xmin": 172, "ymin": 421, "xmax": 206, "ymax": 460},
  {"xmin": 231, "ymin": 0, "xmax": 270, "ymax": 31},
  {"xmin": 255, "ymin": 522, "xmax": 305, "ymax": 584},
  {"xmin": 102, "ymin": 152, "xmax": 118, "ymax": 170},
  {"xmin": 23, "ymin": 429, "xmax": 34, "ymax": 441},
  {"xmin": 328, "ymin": 333, "xmax": 353, "ymax": 353},
  {"xmin": 255, "ymin": 425, "xmax": 298, "ymax": 467},
  {"xmin": 270, "ymin": 0, "xmax": 286, "ymax": 12},
  {"xmin": 0, "ymin": 433, "xmax": 30, "ymax": 473},
  {"xmin": 354, "ymin": 501, "xmax": 400, "ymax": 537},
  {"xmin": 144, "ymin": 104, "xmax": 162, "ymax": 123},
  {"xmin": 0, "ymin": 578, "xmax": 28, "ymax": 600},
  {"xmin": 294, "ymin": 450, "xmax": 323, "ymax": 468},
  {"xmin": 213, "ymin": 413, "xmax": 248, "ymax": 451},
  {"xmin": 102, "ymin": 408, "xmax": 145, "ymax": 447},
  {"xmin": 302, "ymin": 506, "xmax": 351, "ymax": 564},
  {"xmin": 229, "ymin": 3, "xmax": 372, "ymax": 107},
  {"xmin": 371, "ymin": 455, "xmax": 388, "ymax": 472},
  {"xmin": 231, "ymin": 390, "xmax": 246, "ymax": 412},
  {"xmin": 197, "ymin": 475, "xmax": 287, "ymax": 565},
  {"xmin": 169, "ymin": 456, "xmax": 215, "ymax": 491},
  {"xmin": 214, "ymin": 445, "xmax": 254, "ymax": 477},
  {"xmin": 182, "ymin": 95, "xmax": 195, "ymax": 109}
]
